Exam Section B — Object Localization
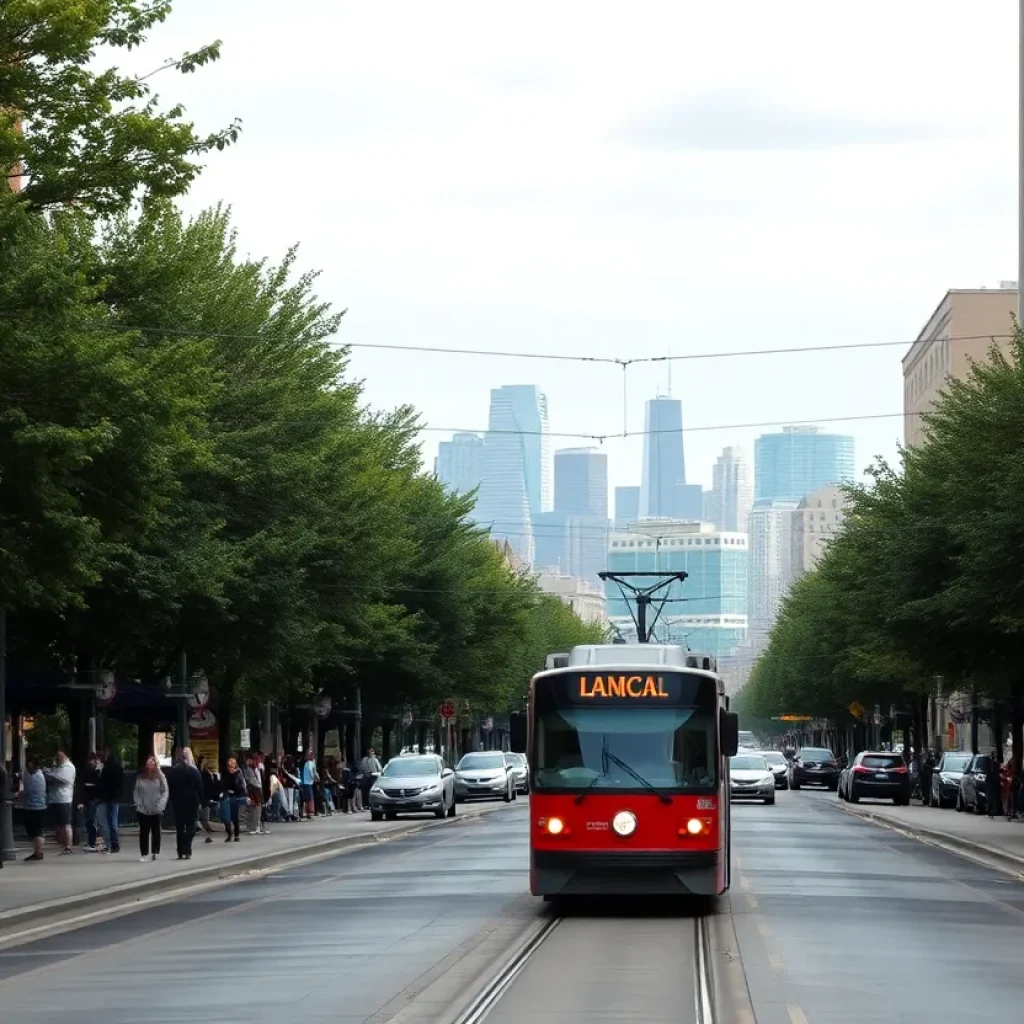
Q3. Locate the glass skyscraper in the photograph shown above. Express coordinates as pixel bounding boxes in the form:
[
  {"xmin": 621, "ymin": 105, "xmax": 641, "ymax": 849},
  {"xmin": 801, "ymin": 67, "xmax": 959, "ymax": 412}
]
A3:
[
  {"xmin": 553, "ymin": 448, "xmax": 607, "ymax": 518},
  {"xmin": 614, "ymin": 486, "xmax": 640, "ymax": 528},
  {"xmin": 754, "ymin": 426, "xmax": 855, "ymax": 502},
  {"xmin": 434, "ymin": 432, "xmax": 483, "ymax": 496},
  {"xmin": 605, "ymin": 521, "xmax": 748, "ymax": 657},
  {"xmin": 639, "ymin": 396, "xmax": 686, "ymax": 519},
  {"xmin": 473, "ymin": 385, "xmax": 550, "ymax": 564}
]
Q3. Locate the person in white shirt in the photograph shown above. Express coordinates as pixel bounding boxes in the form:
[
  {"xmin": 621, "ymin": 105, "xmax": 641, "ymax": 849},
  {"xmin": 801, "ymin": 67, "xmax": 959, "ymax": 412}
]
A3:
[{"xmin": 43, "ymin": 749, "xmax": 76, "ymax": 855}]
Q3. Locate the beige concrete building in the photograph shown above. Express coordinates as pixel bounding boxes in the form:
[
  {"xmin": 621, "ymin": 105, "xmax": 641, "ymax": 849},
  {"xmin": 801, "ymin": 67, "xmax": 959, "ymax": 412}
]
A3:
[
  {"xmin": 903, "ymin": 287, "xmax": 1017, "ymax": 449},
  {"xmin": 535, "ymin": 572, "xmax": 607, "ymax": 625},
  {"xmin": 791, "ymin": 485, "xmax": 847, "ymax": 579}
]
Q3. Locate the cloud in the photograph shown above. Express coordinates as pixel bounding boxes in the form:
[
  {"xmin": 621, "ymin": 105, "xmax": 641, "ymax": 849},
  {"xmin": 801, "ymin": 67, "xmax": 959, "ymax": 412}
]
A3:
[{"xmin": 619, "ymin": 89, "xmax": 961, "ymax": 151}]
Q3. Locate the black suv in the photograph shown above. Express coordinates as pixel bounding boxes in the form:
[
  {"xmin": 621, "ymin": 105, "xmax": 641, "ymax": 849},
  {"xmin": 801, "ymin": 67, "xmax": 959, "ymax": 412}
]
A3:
[
  {"xmin": 846, "ymin": 751, "xmax": 910, "ymax": 805},
  {"xmin": 789, "ymin": 747, "xmax": 840, "ymax": 790}
]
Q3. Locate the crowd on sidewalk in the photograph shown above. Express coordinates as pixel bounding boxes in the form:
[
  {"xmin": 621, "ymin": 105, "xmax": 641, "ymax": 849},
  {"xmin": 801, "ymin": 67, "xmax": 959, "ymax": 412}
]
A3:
[{"xmin": 10, "ymin": 745, "xmax": 385, "ymax": 864}]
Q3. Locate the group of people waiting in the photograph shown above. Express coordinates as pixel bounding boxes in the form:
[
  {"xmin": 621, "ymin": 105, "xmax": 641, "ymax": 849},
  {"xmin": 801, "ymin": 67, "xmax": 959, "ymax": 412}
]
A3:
[{"xmin": 14, "ymin": 745, "xmax": 385, "ymax": 863}]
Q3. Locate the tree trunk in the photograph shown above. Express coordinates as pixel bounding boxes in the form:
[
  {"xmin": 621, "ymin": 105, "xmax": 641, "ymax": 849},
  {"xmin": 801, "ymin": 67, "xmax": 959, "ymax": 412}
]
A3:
[{"xmin": 381, "ymin": 718, "xmax": 394, "ymax": 760}]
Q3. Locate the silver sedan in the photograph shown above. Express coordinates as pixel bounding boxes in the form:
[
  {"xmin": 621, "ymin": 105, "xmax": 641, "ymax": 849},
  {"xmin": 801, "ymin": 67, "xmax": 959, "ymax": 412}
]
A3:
[
  {"xmin": 368, "ymin": 754, "xmax": 456, "ymax": 820},
  {"xmin": 454, "ymin": 751, "xmax": 516, "ymax": 803}
]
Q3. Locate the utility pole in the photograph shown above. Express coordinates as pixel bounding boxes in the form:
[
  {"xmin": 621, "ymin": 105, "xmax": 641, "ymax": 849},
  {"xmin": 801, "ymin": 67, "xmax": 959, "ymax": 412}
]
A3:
[
  {"xmin": 1020, "ymin": 0, "xmax": 1024, "ymax": 323},
  {"xmin": 177, "ymin": 651, "xmax": 189, "ymax": 751}
]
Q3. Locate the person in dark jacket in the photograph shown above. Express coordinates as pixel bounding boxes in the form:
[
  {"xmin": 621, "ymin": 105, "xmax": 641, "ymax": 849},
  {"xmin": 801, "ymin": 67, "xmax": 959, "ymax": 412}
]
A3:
[
  {"xmin": 77, "ymin": 752, "xmax": 102, "ymax": 850},
  {"xmin": 985, "ymin": 751, "xmax": 1003, "ymax": 819},
  {"xmin": 96, "ymin": 747, "xmax": 124, "ymax": 854},
  {"xmin": 167, "ymin": 748, "xmax": 204, "ymax": 859},
  {"xmin": 197, "ymin": 755, "xmax": 219, "ymax": 843},
  {"xmin": 219, "ymin": 756, "xmax": 248, "ymax": 842}
]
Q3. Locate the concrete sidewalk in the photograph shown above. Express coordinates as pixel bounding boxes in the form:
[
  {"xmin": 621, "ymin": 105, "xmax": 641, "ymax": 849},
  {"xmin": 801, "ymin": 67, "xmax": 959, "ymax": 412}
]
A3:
[
  {"xmin": 0, "ymin": 801, "xmax": 512, "ymax": 933},
  {"xmin": 810, "ymin": 790, "xmax": 1024, "ymax": 874}
]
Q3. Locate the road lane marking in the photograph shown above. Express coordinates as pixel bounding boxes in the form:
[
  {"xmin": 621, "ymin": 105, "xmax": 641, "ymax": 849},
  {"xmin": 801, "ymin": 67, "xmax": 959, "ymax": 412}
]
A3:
[
  {"xmin": 788, "ymin": 1005, "xmax": 809, "ymax": 1024},
  {"xmin": 755, "ymin": 918, "xmax": 772, "ymax": 940},
  {"xmin": 745, "ymin": 894, "xmax": 758, "ymax": 908},
  {"xmin": 768, "ymin": 952, "xmax": 785, "ymax": 971},
  {"xmin": 739, "ymin": 875, "xmax": 751, "ymax": 890}
]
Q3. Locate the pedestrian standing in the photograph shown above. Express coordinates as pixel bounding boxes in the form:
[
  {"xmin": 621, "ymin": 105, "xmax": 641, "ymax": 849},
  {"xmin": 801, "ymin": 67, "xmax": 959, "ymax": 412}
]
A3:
[
  {"xmin": 243, "ymin": 753, "xmax": 267, "ymax": 834},
  {"xmin": 134, "ymin": 756, "xmax": 169, "ymax": 861},
  {"xmin": 17, "ymin": 756, "xmax": 47, "ymax": 861},
  {"xmin": 197, "ymin": 755, "xmax": 219, "ymax": 842},
  {"xmin": 220, "ymin": 756, "xmax": 248, "ymax": 842},
  {"xmin": 985, "ymin": 750, "xmax": 1002, "ymax": 820},
  {"xmin": 167, "ymin": 748, "xmax": 203, "ymax": 859},
  {"xmin": 359, "ymin": 748, "xmax": 382, "ymax": 813},
  {"xmin": 77, "ymin": 752, "xmax": 102, "ymax": 850},
  {"xmin": 43, "ymin": 749, "xmax": 76, "ymax": 855},
  {"xmin": 300, "ymin": 750, "xmax": 317, "ymax": 819},
  {"xmin": 96, "ymin": 745, "xmax": 124, "ymax": 854}
]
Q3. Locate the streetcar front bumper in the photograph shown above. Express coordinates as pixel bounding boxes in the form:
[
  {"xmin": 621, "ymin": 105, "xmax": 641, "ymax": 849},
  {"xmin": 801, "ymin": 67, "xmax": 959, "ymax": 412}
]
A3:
[{"xmin": 531, "ymin": 849, "xmax": 721, "ymax": 897}]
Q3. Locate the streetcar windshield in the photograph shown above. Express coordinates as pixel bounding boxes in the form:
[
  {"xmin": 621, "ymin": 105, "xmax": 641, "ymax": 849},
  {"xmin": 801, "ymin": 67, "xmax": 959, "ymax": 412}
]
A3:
[{"xmin": 533, "ymin": 708, "xmax": 716, "ymax": 790}]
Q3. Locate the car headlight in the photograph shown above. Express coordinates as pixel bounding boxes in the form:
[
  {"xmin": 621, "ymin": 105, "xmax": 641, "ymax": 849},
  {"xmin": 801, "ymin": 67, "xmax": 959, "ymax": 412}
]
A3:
[{"xmin": 370, "ymin": 785, "xmax": 383, "ymax": 794}]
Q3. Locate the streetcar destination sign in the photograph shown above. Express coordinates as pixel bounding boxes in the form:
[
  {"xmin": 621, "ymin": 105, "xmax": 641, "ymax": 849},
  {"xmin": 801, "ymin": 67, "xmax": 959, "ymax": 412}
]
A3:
[{"xmin": 579, "ymin": 674, "xmax": 669, "ymax": 699}]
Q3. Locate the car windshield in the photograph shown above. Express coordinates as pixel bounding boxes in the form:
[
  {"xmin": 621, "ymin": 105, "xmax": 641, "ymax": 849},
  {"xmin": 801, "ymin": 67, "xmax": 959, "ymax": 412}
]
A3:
[
  {"xmin": 861, "ymin": 754, "xmax": 903, "ymax": 769},
  {"xmin": 760, "ymin": 752, "xmax": 785, "ymax": 766},
  {"xmin": 942, "ymin": 754, "xmax": 971, "ymax": 772},
  {"xmin": 534, "ymin": 708, "xmax": 717, "ymax": 791},
  {"xmin": 507, "ymin": 753, "xmax": 527, "ymax": 766},
  {"xmin": 381, "ymin": 757, "xmax": 438, "ymax": 777},
  {"xmin": 730, "ymin": 755, "xmax": 768, "ymax": 771},
  {"xmin": 800, "ymin": 749, "xmax": 834, "ymax": 761},
  {"xmin": 457, "ymin": 753, "xmax": 505, "ymax": 770}
]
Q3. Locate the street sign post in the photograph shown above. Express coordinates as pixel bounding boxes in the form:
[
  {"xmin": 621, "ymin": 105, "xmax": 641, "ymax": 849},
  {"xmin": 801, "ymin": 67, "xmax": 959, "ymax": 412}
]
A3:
[{"xmin": 439, "ymin": 700, "xmax": 455, "ymax": 722}]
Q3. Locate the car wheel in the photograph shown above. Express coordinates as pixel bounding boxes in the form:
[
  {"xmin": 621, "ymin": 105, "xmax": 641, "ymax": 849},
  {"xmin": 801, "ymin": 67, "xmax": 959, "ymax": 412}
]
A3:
[
  {"xmin": 956, "ymin": 793, "xmax": 963, "ymax": 812},
  {"xmin": 849, "ymin": 785, "xmax": 859, "ymax": 803},
  {"xmin": 765, "ymin": 796, "xmax": 775, "ymax": 805},
  {"xmin": 447, "ymin": 796, "xmax": 456, "ymax": 818},
  {"xmin": 791, "ymin": 781, "xmax": 801, "ymax": 791},
  {"xmin": 434, "ymin": 797, "xmax": 447, "ymax": 819},
  {"xmin": 504, "ymin": 786, "xmax": 513, "ymax": 803},
  {"xmin": 370, "ymin": 811, "xmax": 384, "ymax": 822},
  {"xmin": 385, "ymin": 811, "xmax": 398, "ymax": 820}
]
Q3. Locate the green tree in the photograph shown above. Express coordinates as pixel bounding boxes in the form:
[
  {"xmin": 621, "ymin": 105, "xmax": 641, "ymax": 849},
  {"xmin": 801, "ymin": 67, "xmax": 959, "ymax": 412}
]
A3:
[{"xmin": 1, "ymin": 0, "xmax": 239, "ymax": 218}]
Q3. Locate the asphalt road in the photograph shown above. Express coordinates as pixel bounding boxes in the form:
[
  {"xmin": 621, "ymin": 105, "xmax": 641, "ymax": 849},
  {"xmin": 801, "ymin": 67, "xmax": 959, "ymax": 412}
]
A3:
[
  {"xmin": 7, "ymin": 789, "xmax": 1024, "ymax": 1023},
  {"xmin": 0, "ymin": 803, "xmax": 532, "ymax": 1024}
]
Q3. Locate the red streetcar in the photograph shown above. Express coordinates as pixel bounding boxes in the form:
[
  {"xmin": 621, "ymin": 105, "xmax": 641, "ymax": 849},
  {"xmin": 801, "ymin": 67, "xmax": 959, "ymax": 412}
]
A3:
[{"xmin": 528, "ymin": 642, "xmax": 738, "ymax": 899}]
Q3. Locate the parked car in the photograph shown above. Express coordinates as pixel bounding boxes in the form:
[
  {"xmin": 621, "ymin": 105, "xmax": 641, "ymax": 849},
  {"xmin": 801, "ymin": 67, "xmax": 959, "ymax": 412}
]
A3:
[
  {"xmin": 505, "ymin": 752, "xmax": 529, "ymax": 794},
  {"xmin": 756, "ymin": 750, "xmax": 789, "ymax": 789},
  {"xmin": 929, "ymin": 751, "xmax": 972, "ymax": 809},
  {"xmin": 368, "ymin": 754, "xmax": 455, "ymax": 821},
  {"xmin": 845, "ymin": 751, "xmax": 910, "ymax": 805},
  {"xmin": 454, "ymin": 751, "xmax": 516, "ymax": 803},
  {"xmin": 729, "ymin": 754, "xmax": 776, "ymax": 805},
  {"xmin": 957, "ymin": 753, "xmax": 996, "ymax": 814},
  {"xmin": 788, "ymin": 747, "xmax": 840, "ymax": 791}
]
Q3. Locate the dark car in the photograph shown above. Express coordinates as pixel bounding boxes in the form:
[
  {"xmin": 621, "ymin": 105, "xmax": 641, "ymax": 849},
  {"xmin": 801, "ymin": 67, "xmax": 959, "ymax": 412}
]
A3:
[
  {"xmin": 846, "ymin": 751, "xmax": 910, "ymax": 805},
  {"xmin": 789, "ymin": 747, "xmax": 840, "ymax": 791},
  {"xmin": 929, "ymin": 751, "xmax": 971, "ymax": 809},
  {"xmin": 957, "ymin": 753, "xmax": 996, "ymax": 814}
]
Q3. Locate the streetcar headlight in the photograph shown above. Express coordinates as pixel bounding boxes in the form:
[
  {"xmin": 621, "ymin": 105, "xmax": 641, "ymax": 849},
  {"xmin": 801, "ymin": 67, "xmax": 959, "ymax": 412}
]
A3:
[
  {"xmin": 544, "ymin": 816, "xmax": 565, "ymax": 835},
  {"xmin": 612, "ymin": 810, "xmax": 637, "ymax": 836},
  {"xmin": 686, "ymin": 817, "xmax": 704, "ymax": 835}
]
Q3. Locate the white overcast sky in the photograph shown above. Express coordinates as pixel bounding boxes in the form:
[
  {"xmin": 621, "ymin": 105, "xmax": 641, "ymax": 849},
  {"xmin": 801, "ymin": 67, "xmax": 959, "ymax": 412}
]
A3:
[{"xmin": 145, "ymin": 1, "xmax": 1017, "ymax": 496}]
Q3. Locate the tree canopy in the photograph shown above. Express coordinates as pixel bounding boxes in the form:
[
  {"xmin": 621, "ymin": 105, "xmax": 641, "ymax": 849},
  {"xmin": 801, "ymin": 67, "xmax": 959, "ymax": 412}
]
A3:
[{"xmin": 741, "ymin": 329, "xmax": 1024, "ymax": 750}]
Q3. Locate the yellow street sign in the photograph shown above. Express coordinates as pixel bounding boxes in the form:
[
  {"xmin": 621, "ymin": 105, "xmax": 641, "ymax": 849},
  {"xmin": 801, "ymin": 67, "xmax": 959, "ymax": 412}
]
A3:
[
  {"xmin": 777, "ymin": 715, "xmax": 812, "ymax": 721},
  {"xmin": 848, "ymin": 701, "xmax": 864, "ymax": 719}
]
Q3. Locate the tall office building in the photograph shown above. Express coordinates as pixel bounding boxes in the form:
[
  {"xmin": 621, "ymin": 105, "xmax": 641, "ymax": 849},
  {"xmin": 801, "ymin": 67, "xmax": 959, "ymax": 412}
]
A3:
[
  {"xmin": 791, "ymin": 485, "xmax": 847, "ymax": 579},
  {"xmin": 639, "ymin": 396, "xmax": 686, "ymax": 518},
  {"xmin": 754, "ymin": 426, "xmax": 855, "ymax": 502},
  {"xmin": 614, "ymin": 486, "xmax": 640, "ymax": 528},
  {"xmin": 748, "ymin": 498, "xmax": 800, "ymax": 650},
  {"xmin": 554, "ymin": 448, "xmax": 608, "ymax": 518},
  {"xmin": 605, "ymin": 521, "xmax": 747, "ymax": 657},
  {"xmin": 903, "ymin": 286, "xmax": 1017, "ymax": 448},
  {"xmin": 709, "ymin": 446, "xmax": 753, "ymax": 533},
  {"xmin": 434, "ymin": 432, "xmax": 483, "ymax": 496},
  {"xmin": 474, "ymin": 385, "xmax": 550, "ymax": 564}
]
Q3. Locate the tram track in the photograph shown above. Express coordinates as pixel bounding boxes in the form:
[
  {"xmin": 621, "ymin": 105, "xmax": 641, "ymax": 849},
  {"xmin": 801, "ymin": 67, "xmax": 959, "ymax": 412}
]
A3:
[{"xmin": 450, "ymin": 907, "xmax": 719, "ymax": 1024}]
